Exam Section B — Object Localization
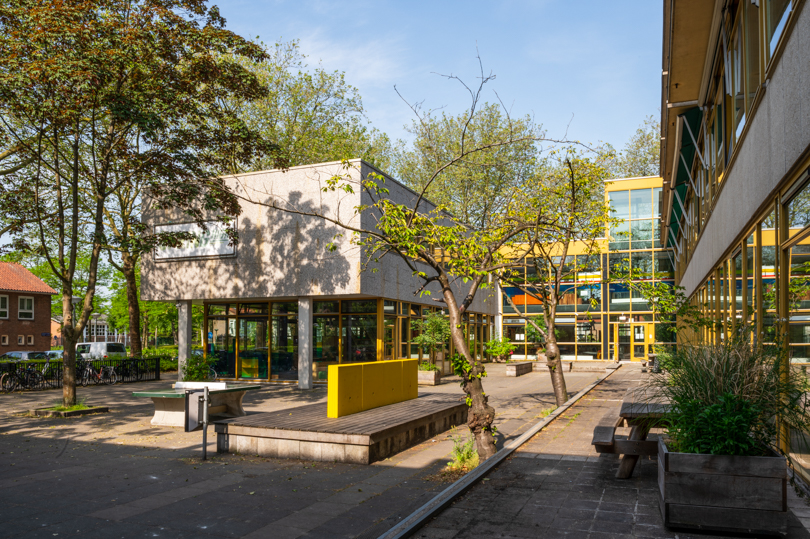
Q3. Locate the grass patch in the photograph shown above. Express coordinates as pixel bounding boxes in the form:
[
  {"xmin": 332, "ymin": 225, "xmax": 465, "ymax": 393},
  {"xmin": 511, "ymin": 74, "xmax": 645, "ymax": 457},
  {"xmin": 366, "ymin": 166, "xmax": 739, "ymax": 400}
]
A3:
[
  {"xmin": 535, "ymin": 407, "xmax": 557, "ymax": 419},
  {"xmin": 44, "ymin": 399, "xmax": 90, "ymax": 412}
]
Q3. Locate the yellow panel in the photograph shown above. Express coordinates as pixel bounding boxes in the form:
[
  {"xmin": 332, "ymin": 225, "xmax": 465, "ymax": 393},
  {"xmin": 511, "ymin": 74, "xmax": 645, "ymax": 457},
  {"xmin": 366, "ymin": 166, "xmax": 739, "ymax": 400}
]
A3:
[
  {"xmin": 327, "ymin": 359, "xmax": 418, "ymax": 418},
  {"xmin": 401, "ymin": 359, "xmax": 418, "ymax": 400},
  {"xmin": 327, "ymin": 363, "xmax": 364, "ymax": 418},
  {"xmin": 604, "ymin": 177, "xmax": 663, "ymax": 192}
]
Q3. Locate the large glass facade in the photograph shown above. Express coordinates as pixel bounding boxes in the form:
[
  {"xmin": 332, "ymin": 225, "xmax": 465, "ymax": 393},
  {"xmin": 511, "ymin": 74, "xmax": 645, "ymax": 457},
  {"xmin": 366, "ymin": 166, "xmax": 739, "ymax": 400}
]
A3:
[
  {"xmin": 204, "ymin": 298, "xmax": 488, "ymax": 381},
  {"xmin": 501, "ymin": 179, "xmax": 674, "ymax": 362}
]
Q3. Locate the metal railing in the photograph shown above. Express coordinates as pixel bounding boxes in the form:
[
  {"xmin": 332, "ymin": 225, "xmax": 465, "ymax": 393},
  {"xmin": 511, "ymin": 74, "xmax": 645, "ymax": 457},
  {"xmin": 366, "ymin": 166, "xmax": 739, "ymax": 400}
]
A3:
[{"xmin": 0, "ymin": 356, "xmax": 165, "ymax": 390}]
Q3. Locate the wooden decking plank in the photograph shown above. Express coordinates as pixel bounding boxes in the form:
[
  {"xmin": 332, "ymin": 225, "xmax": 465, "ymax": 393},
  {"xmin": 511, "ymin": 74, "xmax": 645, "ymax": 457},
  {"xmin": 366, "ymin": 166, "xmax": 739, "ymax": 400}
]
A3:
[{"xmin": 219, "ymin": 394, "xmax": 462, "ymax": 436}]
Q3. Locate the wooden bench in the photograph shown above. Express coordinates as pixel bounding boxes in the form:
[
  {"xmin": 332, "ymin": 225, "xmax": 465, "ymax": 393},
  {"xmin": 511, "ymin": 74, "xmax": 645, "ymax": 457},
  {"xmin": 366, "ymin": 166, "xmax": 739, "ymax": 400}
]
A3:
[
  {"xmin": 506, "ymin": 362, "xmax": 533, "ymax": 377},
  {"xmin": 591, "ymin": 387, "xmax": 667, "ymax": 478},
  {"xmin": 133, "ymin": 383, "xmax": 261, "ymax": 427}
]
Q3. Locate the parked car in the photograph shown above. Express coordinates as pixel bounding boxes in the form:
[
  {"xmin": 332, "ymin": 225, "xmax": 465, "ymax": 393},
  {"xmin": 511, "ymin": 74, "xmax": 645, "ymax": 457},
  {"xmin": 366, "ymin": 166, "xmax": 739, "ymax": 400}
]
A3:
[
  {"xmin": 45, "ymin": 350, "xmax": 64, "ymax": 360},
  {"xmin": 76, "ymin": 342, "xmax": 127, "ymax": 359},
  {"xmin": 0, "ymin": 351, "xmax": 49, "ymax": 362}
]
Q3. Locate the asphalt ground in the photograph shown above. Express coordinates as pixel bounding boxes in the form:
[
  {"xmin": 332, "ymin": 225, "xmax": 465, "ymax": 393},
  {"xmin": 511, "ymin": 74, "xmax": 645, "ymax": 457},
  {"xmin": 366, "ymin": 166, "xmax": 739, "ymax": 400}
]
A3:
[{"xmin": 0, "ymin": 364, "xmax": 601, "ymax": 538}]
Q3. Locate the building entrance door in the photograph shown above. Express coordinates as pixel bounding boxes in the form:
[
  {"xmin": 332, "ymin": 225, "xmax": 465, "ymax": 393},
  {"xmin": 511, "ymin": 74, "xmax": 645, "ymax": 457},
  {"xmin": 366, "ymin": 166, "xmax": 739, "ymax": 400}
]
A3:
[{"xmin": 631, "ymin": 323, "xmax": 651, "ymax": 361}]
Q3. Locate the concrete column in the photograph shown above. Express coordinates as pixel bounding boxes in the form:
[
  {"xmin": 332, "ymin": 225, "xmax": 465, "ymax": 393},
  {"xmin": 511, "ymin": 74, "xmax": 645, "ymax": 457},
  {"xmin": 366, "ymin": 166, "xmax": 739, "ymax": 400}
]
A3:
[
  {"xmin": 177, "ymin": 300, "xmax": 193, "ymax": 382},
  {"xmin": 297, "ymin": 297, "xmax": 313, "ymax": 390}
]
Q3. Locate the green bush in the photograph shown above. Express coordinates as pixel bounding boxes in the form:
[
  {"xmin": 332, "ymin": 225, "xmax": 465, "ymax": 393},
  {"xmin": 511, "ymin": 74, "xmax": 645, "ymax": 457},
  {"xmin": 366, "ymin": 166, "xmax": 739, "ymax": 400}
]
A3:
[
  {"xmin": 182, "ymin": 352, "xmax": 214, "ymax": 381},
  {"xmin": 483, "ymin": 336, "xmax": 515, "ymax": 360},
  {"xmin": 418, "ymin": 361, "xmax": 440, "ymax": 372},
  {"xmin": 670, "ymin": 393, "xmax": 764, "ymax": 456},
  {"xmin": 648, "ymin": 338, "xmax": 810, "ymax": 457}
]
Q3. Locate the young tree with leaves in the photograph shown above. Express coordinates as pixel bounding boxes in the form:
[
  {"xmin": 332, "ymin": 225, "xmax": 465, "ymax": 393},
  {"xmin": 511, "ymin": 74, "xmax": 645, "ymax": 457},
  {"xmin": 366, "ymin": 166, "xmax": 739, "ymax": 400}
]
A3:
[
  {"xmin": 225, "ymin": 63, "xmax": 580, "ymax": 459},
  {"xmin": 501, "ymin": 149, "xmax": 616, "ymax": 406},
  {"xmin": 0, "ymin": 0, "xmax": 280, "ymax": 406}
]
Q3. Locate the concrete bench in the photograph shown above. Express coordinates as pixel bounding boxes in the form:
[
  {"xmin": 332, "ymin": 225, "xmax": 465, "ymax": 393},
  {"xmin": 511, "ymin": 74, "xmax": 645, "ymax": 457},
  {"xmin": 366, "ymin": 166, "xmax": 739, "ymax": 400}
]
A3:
[
  {"xmin": 133, "ymin": 383, "xmax": 261, "ymax": 427},
  {"xmin": 505, "ymin": 362, "xmax": 533, "ymax": 377}
]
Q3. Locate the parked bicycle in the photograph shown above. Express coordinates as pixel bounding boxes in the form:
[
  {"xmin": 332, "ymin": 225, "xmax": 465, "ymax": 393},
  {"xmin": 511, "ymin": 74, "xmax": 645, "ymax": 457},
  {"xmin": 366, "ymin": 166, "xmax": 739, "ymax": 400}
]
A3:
[
  {"xmin": 78, "ymin": 360, "xmax": 118, "ymax": 386},
  {"xmin": 1, "ymin": 363, "xmax": 46, "ymax": 392}
]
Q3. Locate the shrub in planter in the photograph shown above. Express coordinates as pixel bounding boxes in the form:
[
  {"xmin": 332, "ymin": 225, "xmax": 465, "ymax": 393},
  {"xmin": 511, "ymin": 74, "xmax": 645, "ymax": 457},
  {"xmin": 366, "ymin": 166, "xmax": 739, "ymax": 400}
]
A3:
[
  {"xmin": 484, "ymin": 336, "xmax": 515, "ymax": 363},
  {"xmin": 648, "ymin": 339, "xmax": 810, "ymax": 536}
]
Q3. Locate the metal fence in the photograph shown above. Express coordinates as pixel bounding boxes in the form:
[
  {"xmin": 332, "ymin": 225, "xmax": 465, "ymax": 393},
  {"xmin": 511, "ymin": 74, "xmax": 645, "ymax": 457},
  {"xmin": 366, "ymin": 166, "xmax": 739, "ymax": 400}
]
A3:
[{"xmin": 0, "ymin": 356, "xmax": 165, "ymax": 390}]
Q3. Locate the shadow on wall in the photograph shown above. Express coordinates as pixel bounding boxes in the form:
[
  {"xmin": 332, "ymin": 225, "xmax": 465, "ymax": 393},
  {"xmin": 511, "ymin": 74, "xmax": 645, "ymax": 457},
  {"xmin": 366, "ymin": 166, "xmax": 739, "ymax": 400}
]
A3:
[{"xmin": 239, "ymin": 190, "xmax": 354, "ymax": 297}]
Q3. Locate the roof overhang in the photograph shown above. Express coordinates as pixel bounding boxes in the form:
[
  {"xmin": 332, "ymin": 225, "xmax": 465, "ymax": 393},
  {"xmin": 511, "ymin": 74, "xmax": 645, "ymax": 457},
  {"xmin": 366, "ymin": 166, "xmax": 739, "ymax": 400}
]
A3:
[{"xmin": 660, "ymin": 0, "xmax": 723, "ymax": 248}]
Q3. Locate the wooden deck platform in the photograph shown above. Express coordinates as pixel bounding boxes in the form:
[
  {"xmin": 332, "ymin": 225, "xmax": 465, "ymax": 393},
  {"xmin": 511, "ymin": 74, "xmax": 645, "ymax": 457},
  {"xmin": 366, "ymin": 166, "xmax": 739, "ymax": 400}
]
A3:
[{"xmin": 214, "ymin": 394, "xmax": 467, "ymax": 464}]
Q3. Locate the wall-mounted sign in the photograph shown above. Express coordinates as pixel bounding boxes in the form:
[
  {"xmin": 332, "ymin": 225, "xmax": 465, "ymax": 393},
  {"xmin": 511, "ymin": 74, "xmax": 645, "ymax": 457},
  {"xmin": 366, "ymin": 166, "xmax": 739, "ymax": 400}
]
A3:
[{"xmin": 155, "ymin": 221, "xmax": 236, "ymax": 260}]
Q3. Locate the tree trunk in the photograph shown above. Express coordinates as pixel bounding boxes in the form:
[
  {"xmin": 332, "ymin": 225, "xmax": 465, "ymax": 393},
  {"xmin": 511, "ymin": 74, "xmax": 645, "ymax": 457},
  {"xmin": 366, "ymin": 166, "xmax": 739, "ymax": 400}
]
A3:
[
  {"xmin": 61, "ymin": 293, "xmax": 77, "ymax": 407},
  {"xmin": 121, "ymin": 253, "xmax": 143, "ymax": 357},
  {"xmin": 443, "ymin": 289, "xmax": 497, "ymax": 461},
  {"xmin": 544, "ymin": 338, "xmax": 569, "ymax": 406}
]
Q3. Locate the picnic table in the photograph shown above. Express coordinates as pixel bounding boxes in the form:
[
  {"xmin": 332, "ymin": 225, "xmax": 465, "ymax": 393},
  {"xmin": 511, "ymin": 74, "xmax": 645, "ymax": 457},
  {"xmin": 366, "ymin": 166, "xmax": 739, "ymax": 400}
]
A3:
[
  {"xmin": 591, "ymin": 386, "xmax": 670, "ymax": 478},
  {"xmin": 133, "ymin": 383, "xmax": 261, "ymax": 427}
]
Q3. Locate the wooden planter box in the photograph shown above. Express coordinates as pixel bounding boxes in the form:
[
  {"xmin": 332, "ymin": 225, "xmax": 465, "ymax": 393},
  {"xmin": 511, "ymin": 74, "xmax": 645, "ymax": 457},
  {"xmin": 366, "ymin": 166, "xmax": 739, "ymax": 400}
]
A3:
[
  {"xmin": 658, "ymin": 438, "xmax": 788, "ymax": 536},
  {"xmin": 417, "ymin": 370, "xmax": 441, "ymax": 386}
]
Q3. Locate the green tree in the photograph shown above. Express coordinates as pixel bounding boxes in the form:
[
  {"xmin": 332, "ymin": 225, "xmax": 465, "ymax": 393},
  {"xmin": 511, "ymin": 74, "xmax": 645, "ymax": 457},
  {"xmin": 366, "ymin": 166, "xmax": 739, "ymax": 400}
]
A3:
[
  {"xmin": 223, "ymin": 40, "xmax": 392, "ymax": 172},
  {"xmin": 392, "ymin": 103, "xmax": 540, "ymax": 231},
  {"xmin": 411, "ymin": 312, "xmax": 451, "ymax": 361},
  {"xmin": 0, "ymin": 0, "xmax": 278, "ymax": 406},
  {"xmin": 232, "ymin": 67, "xmax": 573, "ymax": 460},
  {"xmin": 612, "ymin": 115, "xmax": 661, "ymax": 178},
  {"xmin": 502, "ymin": 149, "xmax": 616, "ymax": 406}
]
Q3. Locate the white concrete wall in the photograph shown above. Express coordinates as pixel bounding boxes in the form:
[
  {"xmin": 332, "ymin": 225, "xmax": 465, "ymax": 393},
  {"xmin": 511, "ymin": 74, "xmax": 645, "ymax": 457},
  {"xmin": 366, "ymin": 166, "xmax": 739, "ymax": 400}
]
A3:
[
  {"xmin": 679, "ymin": 3, "xmax": 810, "ymax": 297},
  {"xmin": 141, "ymin": 160, "xmax": 496, "ymax": 315}
]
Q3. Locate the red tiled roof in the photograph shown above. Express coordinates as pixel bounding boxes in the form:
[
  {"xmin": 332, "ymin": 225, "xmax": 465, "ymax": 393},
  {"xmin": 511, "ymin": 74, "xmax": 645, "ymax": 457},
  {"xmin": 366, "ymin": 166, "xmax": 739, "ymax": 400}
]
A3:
[{"xmin": 0, "ymin": 262, "xmax": 57, "ymax": 294}]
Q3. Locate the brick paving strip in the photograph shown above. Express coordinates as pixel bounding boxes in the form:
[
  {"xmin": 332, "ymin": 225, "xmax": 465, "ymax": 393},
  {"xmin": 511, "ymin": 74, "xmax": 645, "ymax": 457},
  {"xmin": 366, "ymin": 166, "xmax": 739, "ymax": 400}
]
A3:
[
  {"xmin": 0, "ymin": 366, "xmax": 602, "ymax": 538},
  {"xmin": 416, "ymin": 364, "xmax": 810, "ymax": 539}
]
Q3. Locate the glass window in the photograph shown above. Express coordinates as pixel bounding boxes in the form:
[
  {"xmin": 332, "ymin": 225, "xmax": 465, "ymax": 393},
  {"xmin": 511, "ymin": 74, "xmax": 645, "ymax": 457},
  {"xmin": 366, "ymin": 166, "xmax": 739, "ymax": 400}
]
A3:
[
  {"xmin": 609, "ymin": 220, "xmax": 630, "ymax": 251},
  {"xmin": 313, "ymin": 316, "xmax": 340, "ymax": 374},
  {"xmin": 272, "ymin": 302, "xmax": 298, "ymax": 315},
  {"xmin": 609, "ymin": 191, "xmax": 630, "ymax": 220},
  {"xmin": 239, "ymin": 318, "xmax": 269, "ymax": 379},
  {"xmin": 731, "ymin": 27, "xmax": 746, "ymax": 141},
  {"xmin": 631, "ymin": 252, "xmax": 654, "ymax": 280},
  {"xmin": 609, "ymin": 283, "xmax": 631, "ymax": 312},
  {"xmin": 556, "ymin": 324, "xmax": 576, "ymax": 343},
  {"xmin": 342, "ymin": 300, "xmax": 377, "ymax": 313},
  {"xmin": 239, "ymin": 303, "xmax": 268, "ymax": 315},
  {"xmin": 207, "ymin": 304, "xmax": 228, "ymax": 317},
  {"xmin": 208, "ymin": 317, "xmax": 236, "ymax": 378},
  {"xmin": 314, "ymin": 301, "xmax": 339, "ymax": 314},
  {"xmin": 383, "ymin": 300, "xmax": 397, "ymax": 314},
  {"xmin": 630, "ymin": 189, "xmax": 652, "ymax": 219},
  {"xmin": 271, "ymin": 315, "xmax": 298, "ymax": 379},
  {"xmin": 767, "ymin": 0, "xmax": 792, "ymax": 59},
  {"xmin": 787, "ymin": 181, "xmax": 810, "ymax": 238},
  {"xmin": 745, "ymin": 1, "xmax": 760, "ymax": 113},
  {"xmin": 655, "ymin": 251, "xmax": 675, "ymax": 279},
  {"xmin": 18, "ymin": 297, "xmax": 33, "ymax": 320},
  {"xmin": 558, "ymin": 285, "xmax": 577, "ymax": 313},
  {"xmin": 0, "ymin": 295, "xmax": 7, "ymax": 318},
  {"xmin": 341, "ymin": 315, "xmax": 377, "ymax": 362},
  {"xmin": 631, "ymin": 220, "xmax": 654, "ymax": 249},
  {"xmin": 653, "ymin": 187, "xmax": 663, "ymax": 218}
]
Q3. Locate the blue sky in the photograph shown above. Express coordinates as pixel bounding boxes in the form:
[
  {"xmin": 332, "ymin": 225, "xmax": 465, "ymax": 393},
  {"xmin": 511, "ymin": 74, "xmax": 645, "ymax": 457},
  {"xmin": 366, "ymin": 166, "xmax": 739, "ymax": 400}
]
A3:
[{"xmin": 215, "ymin": 0, "xmax": 663, "ymax": 149}]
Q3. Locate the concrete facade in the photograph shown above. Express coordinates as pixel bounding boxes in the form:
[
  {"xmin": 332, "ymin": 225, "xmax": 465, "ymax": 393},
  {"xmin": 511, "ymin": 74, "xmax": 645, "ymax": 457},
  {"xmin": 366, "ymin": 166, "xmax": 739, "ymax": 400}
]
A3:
[{"xmin": 671, "ymin": 1, "xmax": 810, "ymax": 297}]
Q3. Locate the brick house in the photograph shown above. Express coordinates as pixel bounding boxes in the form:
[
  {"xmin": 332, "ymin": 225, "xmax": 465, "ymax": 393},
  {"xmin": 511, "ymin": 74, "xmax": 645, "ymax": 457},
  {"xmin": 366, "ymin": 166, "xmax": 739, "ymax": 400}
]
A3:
[{"xmin": 0, "ymin": 262, "xmax": 57, "ymax": 351}]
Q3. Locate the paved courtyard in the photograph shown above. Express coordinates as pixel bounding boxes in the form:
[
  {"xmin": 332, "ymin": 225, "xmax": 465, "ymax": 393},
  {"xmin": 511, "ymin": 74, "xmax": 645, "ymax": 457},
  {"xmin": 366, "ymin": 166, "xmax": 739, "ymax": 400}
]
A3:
[
  {"xmin": 0, "ymin": 365, "xmax": 600, "ymax": 538},
  {"xmin": 417, "ymin": 365, "xmax": 810, "ymax": 539}
]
